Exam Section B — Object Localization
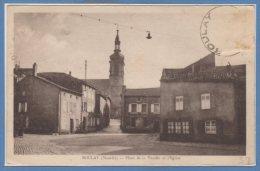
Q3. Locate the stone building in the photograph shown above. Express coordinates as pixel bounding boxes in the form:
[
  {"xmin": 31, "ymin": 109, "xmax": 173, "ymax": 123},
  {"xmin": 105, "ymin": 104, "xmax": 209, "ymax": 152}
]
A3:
[
  {"xmin": 160, "ymin": 53, "xmax": 246, "ymax": 144},
  {"xmin": 14, "ymin": 65, "xmax": 111, "ymax": 134},
  {"xmin": 16, "ymin": 73, "xmax": 82, "ymax": 134},
  {"xmin": 13, "ymin": 63, "xmax": 37, "ymax": 136},
  {"xmin": 121, "ymin": 88, "xmax": 161, "ymax": 133}
]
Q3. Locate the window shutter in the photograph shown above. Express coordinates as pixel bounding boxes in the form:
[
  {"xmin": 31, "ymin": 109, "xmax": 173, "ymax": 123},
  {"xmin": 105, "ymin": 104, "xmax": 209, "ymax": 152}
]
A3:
[
  {"xmin": 18, "ymin": 103, "xmax": 22, "ymax": 113},
  {"xmin": 137, "ymin": 104, "xmax": 141, "ymax": 112},
  {"xmin": 151, "ymin": 104, "xmax": 154, "ymax": 113},
  {"xmin": 180, "ymin": 97, "xmax": 183, "ymax": 110},
  {"xmin": 128, "ymin": 104, "xmax": 132, "ymax": 112},
  {"xmin": 24, "ymin": 102, "xmax": 27, "ymax": 112}
]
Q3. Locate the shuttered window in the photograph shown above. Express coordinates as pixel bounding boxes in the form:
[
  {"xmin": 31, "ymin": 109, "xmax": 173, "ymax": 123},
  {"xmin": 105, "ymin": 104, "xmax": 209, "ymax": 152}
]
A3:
[
  {"xmin": 201, "ymin": 93, "xmax": 211, "ymax": 109},
  {"xmin": 18, "ymin": 102, "xmax": 27, "ymax": 113},
  {"xmin": 151, "ymin": 103, "xmax": 160, "ymax": 113}
]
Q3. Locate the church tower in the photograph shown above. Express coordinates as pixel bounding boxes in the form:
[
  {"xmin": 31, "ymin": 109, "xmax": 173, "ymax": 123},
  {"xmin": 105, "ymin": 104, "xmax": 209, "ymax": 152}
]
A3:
[{"xmin": 109, "ymin": 30, "xmax": 125, "ymax": 118}]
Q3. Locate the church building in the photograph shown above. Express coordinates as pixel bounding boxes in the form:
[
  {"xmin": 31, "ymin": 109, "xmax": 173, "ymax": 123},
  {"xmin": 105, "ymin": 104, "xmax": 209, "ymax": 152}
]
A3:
[{"xmin": 87, "ymin": 30, "xmax": 125, "ymax": 119}]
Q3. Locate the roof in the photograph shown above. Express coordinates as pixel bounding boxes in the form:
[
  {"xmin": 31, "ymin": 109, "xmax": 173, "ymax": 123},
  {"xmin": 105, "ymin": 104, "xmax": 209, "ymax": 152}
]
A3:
[
  {"xmin": 38, "ymin": 72, "xmax": 95, "ymax": 94},
  {"xmin": 85, "ymin": 79, "xmax": 111, "ymax": 96},
  {"xmin": 125, "ymin": 87, "xmax": 160, "ymax": 97},
  {"xmin": 161, "ymin": 53, "xmax": 246, "ymax": 82},
  {"xmin": 19, "ymin": 75, "xmax": 82, "ymax": 95}
]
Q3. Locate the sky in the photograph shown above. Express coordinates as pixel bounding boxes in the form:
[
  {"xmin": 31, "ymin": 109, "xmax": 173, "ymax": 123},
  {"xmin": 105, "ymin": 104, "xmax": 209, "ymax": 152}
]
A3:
[{"xmin": 13, "ymin": 6, "xmax": 255, "ymax": 88}]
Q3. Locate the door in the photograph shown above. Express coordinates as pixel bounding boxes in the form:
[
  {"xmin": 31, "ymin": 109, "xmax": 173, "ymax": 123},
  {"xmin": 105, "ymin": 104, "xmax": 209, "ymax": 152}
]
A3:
[
  {"xmin": 83, "ymin": 117, "xmax": 86, "ymax": 130},
  {"xmin": 70, "ymin": 119, "xmax": 74, "ymax": 133},
  {"xmin": 154, "ymin": 120, "xmax": 160, "ymax": 132}
]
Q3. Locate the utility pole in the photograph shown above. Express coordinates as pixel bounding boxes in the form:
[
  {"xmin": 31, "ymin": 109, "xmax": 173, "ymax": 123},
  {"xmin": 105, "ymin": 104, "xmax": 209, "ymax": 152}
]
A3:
[{"xmin": 85, "ymin": 60, "xmax": 87, "ymax": 81}]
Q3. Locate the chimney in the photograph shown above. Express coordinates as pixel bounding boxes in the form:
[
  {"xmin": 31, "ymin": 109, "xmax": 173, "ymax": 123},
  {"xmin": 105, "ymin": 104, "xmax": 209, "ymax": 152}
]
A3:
[
  {"xmin": 69, "ymin": 71, "xmax": 71, "ymax": 76},
  {"xmin": 15, "ymin": 64, "xmax": 20, "ymax": 69},
  {"xmin": 33, "ymin": 63, "xmax": 37, "ymax": 76}
]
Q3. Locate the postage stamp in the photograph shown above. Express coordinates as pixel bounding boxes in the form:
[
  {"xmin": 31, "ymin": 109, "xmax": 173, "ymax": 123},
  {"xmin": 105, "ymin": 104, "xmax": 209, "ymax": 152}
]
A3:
[{"xmin": 5, "ymin": 4, "xmax": 256, "ymax": 166}]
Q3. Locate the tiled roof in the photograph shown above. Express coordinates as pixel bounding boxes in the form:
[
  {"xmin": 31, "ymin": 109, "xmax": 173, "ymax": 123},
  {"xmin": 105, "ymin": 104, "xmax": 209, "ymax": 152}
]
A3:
[
  {"xmin": 19, "ymin": 75, "xmax": 82, "ymax": 95},
  {"xmin": 38, "ymin": 72, "xmax": 94, "ymax": 94},
  {"xmin": 125, "ymin": 87, "xmax": 160, "ymax": 97}
]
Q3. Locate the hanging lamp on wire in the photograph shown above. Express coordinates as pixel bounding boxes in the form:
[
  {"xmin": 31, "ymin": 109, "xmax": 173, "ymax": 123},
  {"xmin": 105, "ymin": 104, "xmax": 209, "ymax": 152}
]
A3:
[{"xmin": 146, "ymin": 31, "xmax": 152, "ymax": 39}]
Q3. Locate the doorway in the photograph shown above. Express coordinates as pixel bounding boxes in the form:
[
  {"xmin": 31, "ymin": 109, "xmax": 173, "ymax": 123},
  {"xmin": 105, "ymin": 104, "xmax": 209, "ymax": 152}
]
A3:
[{"xmin": 70, "ymin": 119, "xmax": 74, "ymax": 133}]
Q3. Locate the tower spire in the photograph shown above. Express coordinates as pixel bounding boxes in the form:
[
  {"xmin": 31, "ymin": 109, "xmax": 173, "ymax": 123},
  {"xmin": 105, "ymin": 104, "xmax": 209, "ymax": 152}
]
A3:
[{"xmin": 114, "ymin": 30, "xmax": 121, "ymax": 52}]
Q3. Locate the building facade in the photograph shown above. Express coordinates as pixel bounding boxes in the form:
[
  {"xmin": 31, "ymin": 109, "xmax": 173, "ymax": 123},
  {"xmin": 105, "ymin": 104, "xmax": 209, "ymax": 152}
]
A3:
[
  {"xmin": 122, "ymin": 88, "xmax": 161, "ymax": 133},
  {"xmin": 14, "ymin": 66, "xmax": 111, "ymax": 135},
  {"xmin": 81, "ymin": 83, "xmax": 96, "ymax": 132},
  {"xmin": 16, "ymin": 75, "xmax": 82, "ymax": 134},
  {"xmin": 160, "ymin": 53, "xmax": 246, "ymax": 144}
]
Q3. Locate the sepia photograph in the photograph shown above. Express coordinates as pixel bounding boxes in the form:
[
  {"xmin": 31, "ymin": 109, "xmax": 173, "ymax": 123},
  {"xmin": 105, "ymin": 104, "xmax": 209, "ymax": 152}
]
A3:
[{"xmin": 5, "ymin": 4, "xmax": 256, "ymax": 166}]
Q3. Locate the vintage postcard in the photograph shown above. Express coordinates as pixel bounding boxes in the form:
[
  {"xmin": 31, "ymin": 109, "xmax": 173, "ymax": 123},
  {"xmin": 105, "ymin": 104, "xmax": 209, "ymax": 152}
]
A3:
[{"xmin": 5, "ymin": 4, "xmax": 256, "ymax": 166}]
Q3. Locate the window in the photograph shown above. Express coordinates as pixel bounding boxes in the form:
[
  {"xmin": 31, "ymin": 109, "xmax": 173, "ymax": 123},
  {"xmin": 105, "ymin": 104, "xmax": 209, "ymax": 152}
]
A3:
[
  {"xmin": 137, "ymin": 97, "xmax": 142, "ymax": 102},
  {"xmin": 18, "ymin": 102, "xmax": 27, "ymax": 113},
  {"xmin": 82, "ymin": 102, "xmax": 87, "ymax": 112},
  {"xmin": 151, "ymin": 103, "xmax": 160, "ymax": 113},
  {"xmin": 201, "ymin": 93, "xmax": 211, "ymax": 109},
  {"xmin": 182, "ymin": 122, "xmax": 189, "ymax": 134},
  {"xmin": 18, "ymin": 103, "xmax": 22, "ymax": 113},
  {"xmin": 69, "ymin": 102, "xmax": 76, "ymax": 113},
  {"xmin": 175, "ymin": 122, "xmax": 182, "ymax": 134},
  {"xmin": 175, "ymin": 96, "xmax": 183, "ymax": 111},
  {"xmin": 168, "ymin": 122, "xmax": 174, "ymax": 134},
  {"xmin": 141, "ymin": 103, "xmax": 147, "ymax": 113},
  {"xmin": 129, "ymin": 104, "xmax": 137, "ymax": 113},
  {"xmin": 97, "ymin": 118, "xmax": 100, "ymax": 125},
  {"xmin": 24, "ymin": 102, "xmax": 27, "ymax": 112},
  {"xmin": 167, "ymin": 121, "xmax": 191, "ymax": 135},
  {"xmin": 25, "ymin": 116, "xmax": 29, "ymax": 128},
  {"xmin": 205, "ymin": 120, "xmax": 216, "ymax": 134}
]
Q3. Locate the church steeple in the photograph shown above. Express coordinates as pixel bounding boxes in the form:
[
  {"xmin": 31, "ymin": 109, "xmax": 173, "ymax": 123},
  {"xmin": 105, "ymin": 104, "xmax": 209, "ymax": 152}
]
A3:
[
  {"xmin": 114, "ymin": 30, "xmax": 121, "ymax": 52},
  {"xmin": 109, "ymin": 29, "xmax": 124, "ymax": 119}
]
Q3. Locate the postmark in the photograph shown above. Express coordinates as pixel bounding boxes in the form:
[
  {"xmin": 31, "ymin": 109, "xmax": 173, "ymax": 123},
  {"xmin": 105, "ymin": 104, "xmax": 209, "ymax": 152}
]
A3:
[{"xmin": 200, "ymin": 6, "xmax": 253, "ymax": 57}]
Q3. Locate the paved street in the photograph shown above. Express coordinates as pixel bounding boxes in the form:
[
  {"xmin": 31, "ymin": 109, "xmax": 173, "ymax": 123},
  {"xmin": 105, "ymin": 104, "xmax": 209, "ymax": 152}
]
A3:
[{"xmin": 14, "ymin": 119, "xmax": 245, "ymax": 155}]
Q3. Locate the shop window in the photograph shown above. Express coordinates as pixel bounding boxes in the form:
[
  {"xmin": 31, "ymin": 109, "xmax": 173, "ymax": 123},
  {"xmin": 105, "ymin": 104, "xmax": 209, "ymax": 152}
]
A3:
[
  {"xmin": 205, "ymin": 120, "xmax": 216, "ymax": 134},
  {"xmin": 182, "ymin": 121, "xmax": 190, "ymax": 134},
  {"xmin": 175, "ymin": 122, "xmax": 182, "ymax": 134},
  {"xmin": 168, "ymin": 122, "xmax": 174, "ymax": 134},
  {"xmin": 167, "ymin": 121, "xmax": 191, "ymax": 135}
]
